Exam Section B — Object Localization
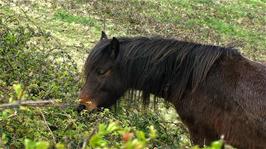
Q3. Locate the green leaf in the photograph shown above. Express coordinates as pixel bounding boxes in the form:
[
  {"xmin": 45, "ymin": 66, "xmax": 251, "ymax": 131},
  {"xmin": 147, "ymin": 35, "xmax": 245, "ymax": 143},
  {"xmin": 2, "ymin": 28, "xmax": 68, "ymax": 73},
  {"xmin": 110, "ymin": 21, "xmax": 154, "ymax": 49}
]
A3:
[
  {"xmin": 98, "ymin": 123, "xmax": 107, "ymax": 135},
  {"xmin": 24, "ymin": 139, "xmax": 35, "ymax": 149},
  {"xmin": 55, "ymin": 143, "xmax": 65, "ymax": 149},
  {"xmin": 191, "ymin": 145, "xmax": 200, "ymax": 149},
  {"xmin": 136, "ymin": 131, "xmax": 146, "ymax": 142},
  {"xmin": 1, "ymin": 133, "xmax": 8, "ymax": 145},
  {"xmin": 1, "ymin": 110, "xmax": 8, "ymax": 120},
  {"xmin": 149, "ymin": 125, "xmax": 157, "ymax": 139},
  {"xmin": 13, "ymin": 84, "xmax": 23, "ymax": 99},
  {"xmin": 210, "ymin": 140, "xmax": 223, "ymax": 149},
  {"xmin": 35, "ymin": 141, "xmax": 49, "ymax": 149},
  {"xmin": 89, "ymin": 134, "xmax": 107, "ymax": 148},
  {"xmin": 106, "ymin": 122, "xmax": 118, "ymax": 133}
]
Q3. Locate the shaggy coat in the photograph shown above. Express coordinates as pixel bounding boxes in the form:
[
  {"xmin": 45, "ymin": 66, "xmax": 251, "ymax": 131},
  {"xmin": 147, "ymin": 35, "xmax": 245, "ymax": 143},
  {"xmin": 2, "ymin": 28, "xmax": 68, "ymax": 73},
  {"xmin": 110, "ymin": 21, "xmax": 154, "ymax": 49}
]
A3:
[{"xmin": 79, "ymin": 32, "xmax": 266, "ymax": 149}]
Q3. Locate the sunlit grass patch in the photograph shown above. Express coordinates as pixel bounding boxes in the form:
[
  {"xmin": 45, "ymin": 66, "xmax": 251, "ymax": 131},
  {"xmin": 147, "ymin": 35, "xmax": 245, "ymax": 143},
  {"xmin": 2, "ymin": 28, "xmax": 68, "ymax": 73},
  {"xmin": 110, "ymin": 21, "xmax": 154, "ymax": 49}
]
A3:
[{"xmin": 53, "ymin": 9, "xmax": 98, "ymax": 26}]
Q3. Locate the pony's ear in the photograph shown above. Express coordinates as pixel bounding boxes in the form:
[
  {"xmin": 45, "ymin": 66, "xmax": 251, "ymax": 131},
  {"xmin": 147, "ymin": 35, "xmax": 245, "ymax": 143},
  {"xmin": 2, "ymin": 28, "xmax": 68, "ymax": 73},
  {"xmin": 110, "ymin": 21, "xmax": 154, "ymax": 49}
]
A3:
[
  {"xmin": 109, "ymin": 37, "xmax": 119, "ymax": 59},
  {"xmin": 100, "ymin": 31, "xmax": 108, "ymax": 40}
]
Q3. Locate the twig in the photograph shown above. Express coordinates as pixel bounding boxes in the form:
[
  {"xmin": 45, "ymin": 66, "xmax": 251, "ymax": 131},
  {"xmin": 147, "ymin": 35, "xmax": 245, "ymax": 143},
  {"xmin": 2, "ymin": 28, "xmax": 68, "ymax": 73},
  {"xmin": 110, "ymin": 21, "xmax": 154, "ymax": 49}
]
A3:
[
  {"xmin": 0, "ymin": 100, "xmax": 66, "ymax": 110},
  {"xmin": 81, "ymin": 120, "xmax": 100, "ymax": 149},
  {"xmin": 20, "ymin": 8, "xmax": 41, "ymax": 32},
  {"xmin": 38, "ymin": 108, "xmax": 57, "ymax": 144},
  {"xmin": 81, "ymin": 128, "xmax": 97, "ymax": 149}
]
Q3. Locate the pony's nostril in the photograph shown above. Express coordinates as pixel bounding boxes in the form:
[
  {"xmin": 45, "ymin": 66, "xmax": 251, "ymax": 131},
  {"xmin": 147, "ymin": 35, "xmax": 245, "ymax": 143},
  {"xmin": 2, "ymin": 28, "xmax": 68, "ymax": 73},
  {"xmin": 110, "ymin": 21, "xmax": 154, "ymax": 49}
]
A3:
[{"xmin": 76, "ymin": 104, "xmax": 86, "ymax": 113}]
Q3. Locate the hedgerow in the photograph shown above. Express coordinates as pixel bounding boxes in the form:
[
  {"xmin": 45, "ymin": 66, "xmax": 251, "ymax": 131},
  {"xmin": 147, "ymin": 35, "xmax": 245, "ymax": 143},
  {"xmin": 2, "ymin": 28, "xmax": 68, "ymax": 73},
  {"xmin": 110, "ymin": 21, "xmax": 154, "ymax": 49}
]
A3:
[{"xmin": 0, "ymin": 14, "xmax": 191, "ymax": 149}]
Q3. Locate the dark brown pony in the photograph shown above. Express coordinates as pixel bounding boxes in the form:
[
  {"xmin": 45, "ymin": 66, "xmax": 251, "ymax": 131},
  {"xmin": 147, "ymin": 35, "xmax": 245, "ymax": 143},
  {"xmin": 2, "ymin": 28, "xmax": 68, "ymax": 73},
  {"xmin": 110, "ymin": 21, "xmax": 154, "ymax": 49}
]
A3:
[{"xmin": 78, "ymin": 32, "xmax": 266, "ymax": 149}]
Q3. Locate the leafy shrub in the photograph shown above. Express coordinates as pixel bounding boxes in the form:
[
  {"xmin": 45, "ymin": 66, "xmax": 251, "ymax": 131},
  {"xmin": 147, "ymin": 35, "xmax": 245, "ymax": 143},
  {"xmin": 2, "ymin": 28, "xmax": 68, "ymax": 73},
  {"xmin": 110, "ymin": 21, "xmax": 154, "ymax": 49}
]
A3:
[
  {"xmin": 0, "ymin": 14, "xmax": 79, "ymax": 102},
  {"xmin": 0, "ymin": 14, "xmax": 191, "ymax": 149},
  {"xmin": 20, "ymin": 121, "xmax": 157, "ymax": 149},
  {"xmin": 0, "ymin": 14, "xmax": 81, "ymax": 148}
]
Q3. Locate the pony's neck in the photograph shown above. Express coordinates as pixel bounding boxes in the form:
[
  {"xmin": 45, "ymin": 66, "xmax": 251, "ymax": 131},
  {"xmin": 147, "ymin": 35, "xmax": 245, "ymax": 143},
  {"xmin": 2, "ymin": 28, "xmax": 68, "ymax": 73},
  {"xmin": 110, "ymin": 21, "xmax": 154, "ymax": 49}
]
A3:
[
  {"xmin": 118, "ymin": 39, "xmax": 175, "ymax": 99},
  {"xmin": 117, "ymin": 37, "xmax": 239, "ymax": 101}
]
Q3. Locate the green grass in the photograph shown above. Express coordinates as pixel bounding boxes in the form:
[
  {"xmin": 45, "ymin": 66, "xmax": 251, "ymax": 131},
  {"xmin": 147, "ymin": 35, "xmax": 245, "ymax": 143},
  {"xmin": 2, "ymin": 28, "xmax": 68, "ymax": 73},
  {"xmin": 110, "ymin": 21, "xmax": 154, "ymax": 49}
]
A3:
[
  {"xmin": 54, "ymin": 9, "xmax": 98, "ymax": 26},
  {"xmin": 71, "ymin": 0, "xmax": 265, "ymax": 60},
  {"xmin": 2, "ymin": 0, "xmax": 265, "ymax": 60}
]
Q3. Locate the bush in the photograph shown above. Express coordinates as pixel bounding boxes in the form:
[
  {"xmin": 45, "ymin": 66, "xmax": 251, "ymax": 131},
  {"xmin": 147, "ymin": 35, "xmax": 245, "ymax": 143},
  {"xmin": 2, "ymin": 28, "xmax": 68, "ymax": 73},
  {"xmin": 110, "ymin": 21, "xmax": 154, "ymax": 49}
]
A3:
[
  {"xmin": 0, "ymin": 13, "xmax": 193, "ymax": 148},
  {"xmin": 0, "ymin": 14, "xmax": 79, "ymax": 103},
  {"xmin": 0, "ymin": 14, "xmax": 81, "ymax": 148}
]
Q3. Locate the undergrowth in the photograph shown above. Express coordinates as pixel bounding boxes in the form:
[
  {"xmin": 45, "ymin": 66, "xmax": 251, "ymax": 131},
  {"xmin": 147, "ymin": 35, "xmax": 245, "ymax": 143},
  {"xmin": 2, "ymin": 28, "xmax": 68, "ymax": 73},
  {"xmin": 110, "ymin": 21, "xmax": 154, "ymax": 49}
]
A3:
[{"xmin": 0, "ymin": 13, "xmax": 190, "ymax": 149}]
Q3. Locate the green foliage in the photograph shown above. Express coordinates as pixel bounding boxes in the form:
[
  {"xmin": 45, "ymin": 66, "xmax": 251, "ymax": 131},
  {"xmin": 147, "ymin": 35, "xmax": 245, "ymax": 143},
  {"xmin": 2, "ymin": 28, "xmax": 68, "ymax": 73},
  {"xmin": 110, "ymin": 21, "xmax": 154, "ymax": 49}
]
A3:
[
  {"xmin": 23, "ymin": 139, "xmax": 65, "ymax": 149},
  {"xmin": 20, "ymin": 122, "xmax": 222, "ymax": 149},
  {"xmin": 192, "ymin": 140, "xmax": 223, "ymax": 149},
  {"xmin": 0, "ymin": 14, "xmax": 80, "ymax": 148},
  {"xmin": 12, "ymin": 84, "xmax": 24, "ymax": 100},
  {"xmin": 24, "ymin": 139, "xmax": 49, "ymax": 149},
  {"xmin": 0, "ymin": 14, "xmax": 79, "ymax": 103},
  {"xmin": 88, "ymin": 121, "xmax": 156, "ymax": 148}
]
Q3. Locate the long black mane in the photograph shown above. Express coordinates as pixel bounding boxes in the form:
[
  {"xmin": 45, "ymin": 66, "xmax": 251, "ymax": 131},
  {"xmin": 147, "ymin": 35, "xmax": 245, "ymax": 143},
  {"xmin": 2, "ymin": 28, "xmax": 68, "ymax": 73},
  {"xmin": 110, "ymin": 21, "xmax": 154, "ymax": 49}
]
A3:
[{"xmin": 89, "ymin": 36, "xmax": 240, "ymax": 103}]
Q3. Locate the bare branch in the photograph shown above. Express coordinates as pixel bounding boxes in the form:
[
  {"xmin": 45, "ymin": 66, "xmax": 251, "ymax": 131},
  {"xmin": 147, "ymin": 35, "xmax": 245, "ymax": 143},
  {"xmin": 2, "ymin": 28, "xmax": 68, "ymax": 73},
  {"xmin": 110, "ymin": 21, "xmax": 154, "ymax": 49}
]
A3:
[
  {"xmin": 38, "ymin": 108, "xmax": 57, "ymax": 144},
  {"xmin": 81, "ymin": 123, "xmax": 98, "ymax": 149},
  {"xmin": 0, "ymin": 100, "xmax": 69, "ymax": 110}
]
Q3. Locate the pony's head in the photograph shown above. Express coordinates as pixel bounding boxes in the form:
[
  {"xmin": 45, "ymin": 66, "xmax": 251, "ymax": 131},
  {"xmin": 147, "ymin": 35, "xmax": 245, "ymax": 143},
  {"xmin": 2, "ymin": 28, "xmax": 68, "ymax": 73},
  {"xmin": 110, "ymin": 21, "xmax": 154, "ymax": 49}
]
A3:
[{"xmin": 77, "ymin": 32, "xmax": 126, "ymax": 112}]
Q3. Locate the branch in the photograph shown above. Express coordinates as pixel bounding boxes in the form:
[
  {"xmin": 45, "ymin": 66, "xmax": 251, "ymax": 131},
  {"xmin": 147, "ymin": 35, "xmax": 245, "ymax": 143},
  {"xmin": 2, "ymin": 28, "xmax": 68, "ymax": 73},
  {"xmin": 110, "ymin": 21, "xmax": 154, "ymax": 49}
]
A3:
[
  {"xmin": 39, "ymin": 108, "xmax": 56, "ymax": 144},
  {"xmin": 81, "ymin": 121, "xmax": 99, "ymax": 149},
  {"xmin": 0, "ymin": 100, "xmax": 68, "ymax": 110}
]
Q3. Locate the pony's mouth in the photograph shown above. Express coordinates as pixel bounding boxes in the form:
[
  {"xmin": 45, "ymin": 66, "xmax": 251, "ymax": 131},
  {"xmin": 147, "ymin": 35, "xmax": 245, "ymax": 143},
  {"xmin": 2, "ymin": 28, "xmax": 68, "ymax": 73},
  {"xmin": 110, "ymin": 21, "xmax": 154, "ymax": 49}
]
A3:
[{"xmin": 77, "ymin": 99, "xmax": 97, "ymax": 113}]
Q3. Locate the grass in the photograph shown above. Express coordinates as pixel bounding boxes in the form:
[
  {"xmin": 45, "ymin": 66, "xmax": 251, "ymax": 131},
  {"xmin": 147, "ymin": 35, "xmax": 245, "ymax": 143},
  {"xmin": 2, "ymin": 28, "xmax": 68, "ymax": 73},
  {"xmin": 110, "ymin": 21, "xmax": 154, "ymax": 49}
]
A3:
[
  {"xmin": 53, "ymin": 9, "xmax": 98, "ymax": 26},
  {"xmin": 2, "ymin": 0, "xmax": 265, "ymax": 61}
]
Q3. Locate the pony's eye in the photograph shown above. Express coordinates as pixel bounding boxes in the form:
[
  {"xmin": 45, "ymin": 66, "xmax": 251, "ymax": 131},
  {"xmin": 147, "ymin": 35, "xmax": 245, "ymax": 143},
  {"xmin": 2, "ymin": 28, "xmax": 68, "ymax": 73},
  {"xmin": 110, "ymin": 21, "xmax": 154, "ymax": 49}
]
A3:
[
  {"xmin": 96, "ymin": 68, "xmax": 111, "ymax": 76},
  {"xmin": 96, "ymin": 69, "xmax": 106, "ymax": 75}
]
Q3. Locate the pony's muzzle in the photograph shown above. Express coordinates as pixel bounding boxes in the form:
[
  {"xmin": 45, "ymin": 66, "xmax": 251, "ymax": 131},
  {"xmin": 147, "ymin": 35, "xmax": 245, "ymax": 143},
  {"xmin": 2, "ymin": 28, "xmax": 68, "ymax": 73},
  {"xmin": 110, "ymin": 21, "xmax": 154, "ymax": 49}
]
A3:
[
  {"xmin": 78, "ymin": 99, "xmax": 97, "ymax": 112},
  {"xmin": 77, "ymin": 104, "xmax": 86, "ymax": 113}
]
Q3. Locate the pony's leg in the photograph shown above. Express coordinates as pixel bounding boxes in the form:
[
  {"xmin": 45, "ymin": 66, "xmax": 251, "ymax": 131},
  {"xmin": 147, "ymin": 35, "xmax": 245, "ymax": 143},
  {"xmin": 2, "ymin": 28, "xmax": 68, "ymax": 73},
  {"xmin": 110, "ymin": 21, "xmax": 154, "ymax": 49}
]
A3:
[{"xmin": 188, "ymin": 126, "xmax": 217, "ymax": 147}]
